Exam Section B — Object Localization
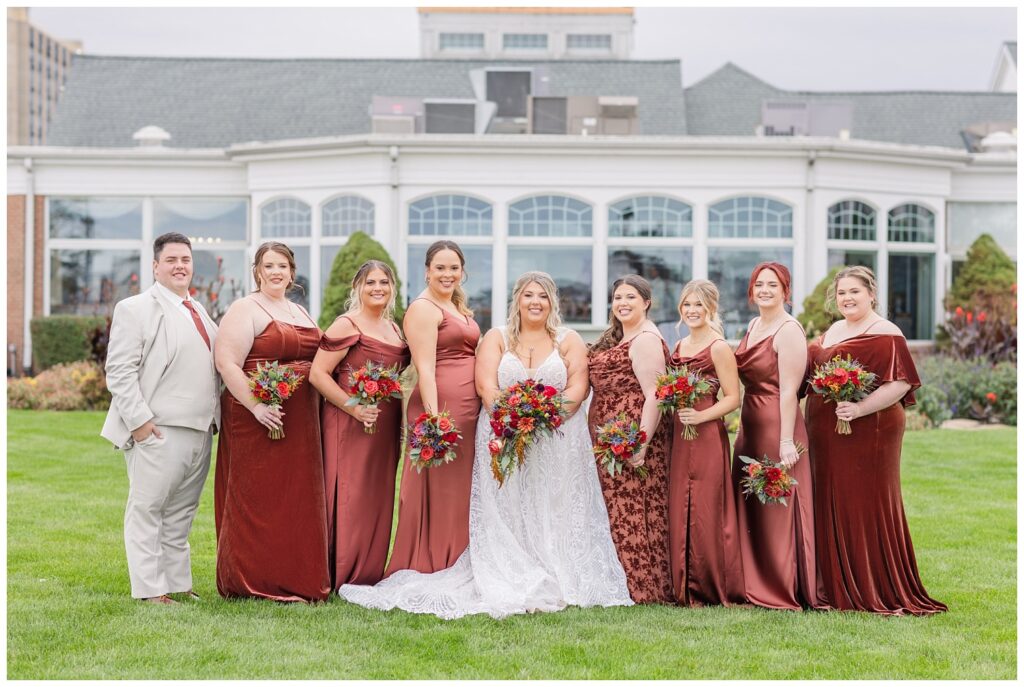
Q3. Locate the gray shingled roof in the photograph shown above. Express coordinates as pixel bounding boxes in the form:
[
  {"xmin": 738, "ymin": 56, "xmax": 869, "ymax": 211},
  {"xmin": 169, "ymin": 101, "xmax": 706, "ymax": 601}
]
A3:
[
  {"xmin": 46, "ymin": 55, "xmax": 687, "ymax": 147},
  {"xmin": 685, "ymin": 62, "xmax": 1017, "ymax": 150}
]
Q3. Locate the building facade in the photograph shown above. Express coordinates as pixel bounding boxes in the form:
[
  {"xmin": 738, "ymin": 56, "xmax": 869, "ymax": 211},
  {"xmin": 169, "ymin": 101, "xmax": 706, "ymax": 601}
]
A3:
[
  {"xmin": 5, "ymin": 47, "xmax": 1017, "ymax": 375},
  {"xmin": 6, "ymin": 7, "xmax": 81, "ymax": 146}
]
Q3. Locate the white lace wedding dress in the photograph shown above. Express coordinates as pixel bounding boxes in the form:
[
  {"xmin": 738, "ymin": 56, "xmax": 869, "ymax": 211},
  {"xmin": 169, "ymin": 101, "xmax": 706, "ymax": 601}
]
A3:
[{"xmin": 339, "ymin": 327, "xmax": 632, "ymax": 619}]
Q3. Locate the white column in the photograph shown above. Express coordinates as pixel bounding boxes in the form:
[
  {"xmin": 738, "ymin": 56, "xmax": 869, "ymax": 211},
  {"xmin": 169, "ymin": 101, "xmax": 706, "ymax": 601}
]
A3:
[
  {"xmin": 592, "ymin": 202, "xmax": 607, "ymax": 327},
  {"xmin": 691, "ymin": 199, "xmax": 708, "ymax": 280},
  {"xmin": 492, "ymin": 200, "xmax": 508, "ymax": 326}
]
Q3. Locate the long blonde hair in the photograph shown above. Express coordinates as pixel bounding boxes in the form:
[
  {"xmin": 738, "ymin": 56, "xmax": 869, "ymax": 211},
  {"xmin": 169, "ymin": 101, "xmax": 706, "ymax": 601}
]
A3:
[
  {"xmin": 826, "ymin": 265, "xmax": 878, "ymax": 315},
  {"xmin": 507, "ymin": 272, "xmax": 561, "ymax": 356},
  {"xmin": 676, "ymin": 279, "xmax": 725, "ymax": 337},
  {"xmin": 425, "ymin": 240, "xmax": 473, "ymax": 317},
  {"xmin": 345, "ymin": 259, "xmax": 398, "ymax": 323}
]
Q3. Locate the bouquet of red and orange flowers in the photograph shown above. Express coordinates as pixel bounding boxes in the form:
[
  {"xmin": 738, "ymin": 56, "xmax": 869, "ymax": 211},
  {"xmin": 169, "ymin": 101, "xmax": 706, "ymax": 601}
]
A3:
[
  {"xmin": 656, "ymin": 364, "xmax": 714, "ymax": 440},
  {"xmin": 738, "ymin": 454, "xmax": 799, "ymax": 506},
  {"xmin": 345, "ymin": 361, "xmax": 403, "ymax": 434},
  {"xmin": 487, "ymin": 379, "xmax": 569, "ymax": 486},
  {"xmin": 408, "ymin": 410, "xmax": 462, "ymax": 472},
  {"xmin": 247, "ymin": 360, "xmax": 305, "ymax": 440},
  {"xmin": 592, "ymin": 413, "xmax": 649, "ymax": 478},
  {"xmin": 808, "ymin": 354, "xmax": 878, "ymax": 434}
]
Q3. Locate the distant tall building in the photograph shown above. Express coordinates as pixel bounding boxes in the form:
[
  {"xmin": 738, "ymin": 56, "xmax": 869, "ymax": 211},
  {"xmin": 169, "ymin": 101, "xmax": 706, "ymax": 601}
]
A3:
[
  {"xmin": 418, "ymin": 6, "xmax": 634, "ymax": 60},
  {"xmin": 7, "ymin": 7, "xmax": 81, "ymax": 145}
]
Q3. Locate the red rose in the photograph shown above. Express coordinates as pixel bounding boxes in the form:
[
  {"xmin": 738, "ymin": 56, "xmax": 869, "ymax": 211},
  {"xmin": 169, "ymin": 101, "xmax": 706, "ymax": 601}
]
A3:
[
  {"xmin": 611, "ymin": 444, "xmax": 625, "ymax": 456},
  {"xmin": 490, "ymin": 420, "xmax": 503, "ymax": 435},
  {"xmin": 766, "ymin": 467, "xmax": 783, "ymax": 482},
  {"xmin": 542, "ymin": 386, "xmax": 557, "ymax": 398},
  {"xmin": 832, "ymin": 368, "xmax": 849, "ymax": 385},
  {"xmin": 363, "ymin": 380, "xmax": 379, "ymax": 395},
  {"xmin": 443, "ymin": 432, "xmax": 458, "ymax": 443},
  {"xmin": 551, "ymin": 416, "xmax": 562, "ymax": 428},
  {"xmin": 276, "ymin": 381, "xmax": 290, "ymax": 396},
  {"xmin": 638, "ymin": 431, "xmax": 648, "ymax": 444},
  {"xmin": 419, "ymin": 446, "xmax": 435, "ymax": 461},
  {"xmin": 986, "ymin": 392, "xmax": 997, "ymax": 403},
  {"xmin": 657, "ymin": 387, "xmax": 671, "ymax": 399},
  {"xmin": 416, "ymin": 413, "xmax": 429, "ymax": 424},
  {"xmin": 508, "ymin": 395, "xmax": 521, "ymax": 406},
  {"xmin": 438, "ymin": 416, "xmax": 453, "ymax": 432}
]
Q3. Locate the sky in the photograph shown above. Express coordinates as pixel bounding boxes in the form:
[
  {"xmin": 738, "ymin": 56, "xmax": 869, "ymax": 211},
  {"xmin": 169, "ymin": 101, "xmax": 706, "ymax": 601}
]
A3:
[{"xmin": 29, "ymin": 6, "xmax": 1017, "ymax": 91}]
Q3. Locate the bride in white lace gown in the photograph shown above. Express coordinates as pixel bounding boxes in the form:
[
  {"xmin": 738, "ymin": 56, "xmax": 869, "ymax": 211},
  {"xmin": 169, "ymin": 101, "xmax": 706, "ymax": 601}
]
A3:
[{"xmin": 339, "ymin": 272, "xmax": 632, "ymax": 619}]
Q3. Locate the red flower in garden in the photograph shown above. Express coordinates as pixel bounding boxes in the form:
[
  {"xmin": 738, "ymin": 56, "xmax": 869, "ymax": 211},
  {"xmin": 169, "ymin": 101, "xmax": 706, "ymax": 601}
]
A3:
[
  {"xmin": 978, "ymin": 311, "xmax": 988, "ymax": 323},
  {"xmin": 986, "ymin": 392, "xmax": 997, "ymax": 403},
  {"xmin": 966, "ymin": 311, "xmax": 973, "ymax": 323},
  {"xmin": 955, "ymin": 306, "xmax": 964, "ymax": 317}
]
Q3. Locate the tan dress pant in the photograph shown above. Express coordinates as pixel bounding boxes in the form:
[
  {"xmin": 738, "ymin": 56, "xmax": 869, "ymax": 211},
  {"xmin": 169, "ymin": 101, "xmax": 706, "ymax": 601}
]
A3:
[{"xmin": 123, "ymin": 425, "xmax": 211, "ymax": 598}]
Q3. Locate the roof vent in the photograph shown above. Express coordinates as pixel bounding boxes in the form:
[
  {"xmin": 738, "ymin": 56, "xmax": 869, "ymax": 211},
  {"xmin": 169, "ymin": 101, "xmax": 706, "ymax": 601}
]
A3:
[
  {"xmin": 979, "ymin": 130, "xmax": 1016, "ymax": 153},
  {"xmin": 132, "ymin": 125, "xmax": 171, "ymax": 148}
]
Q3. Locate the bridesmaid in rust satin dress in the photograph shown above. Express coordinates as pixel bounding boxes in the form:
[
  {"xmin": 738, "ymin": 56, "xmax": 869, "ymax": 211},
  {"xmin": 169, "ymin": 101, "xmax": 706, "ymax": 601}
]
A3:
[
  {"xmin": 731, "ymin": 262, "xmax": 819, "ymax": 610},
  {"xmin": 213, "ymin": 242, "xmax": 330, "ymax": 602},
  {"xmin": 668, "ymin": 279, "xmax": 745, "ymax": 606},
  {"xmin": 386, "ymin": 241, "xmax": 480, "ymax": 576},
  {"xmin": 806, "ymin": 266, "xmax": 946, "ymax": 616},
  {"xmin": 310, "ymin": 261, "xmax": 410, "ymax": 587},
  {"xmin": 588, "ymin": 275, "xmax": 673, "ymax": 604}
]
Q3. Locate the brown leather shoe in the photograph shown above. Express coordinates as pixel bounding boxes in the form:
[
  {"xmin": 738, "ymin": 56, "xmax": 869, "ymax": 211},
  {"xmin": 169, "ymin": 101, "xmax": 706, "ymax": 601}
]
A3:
[
  {"xmin": 174, "ymin": 590, "xmax": 200, "ymax": 601},
  {"xmin": 142, "ymin": 594, "xmax": 178, "ymax": 605}
]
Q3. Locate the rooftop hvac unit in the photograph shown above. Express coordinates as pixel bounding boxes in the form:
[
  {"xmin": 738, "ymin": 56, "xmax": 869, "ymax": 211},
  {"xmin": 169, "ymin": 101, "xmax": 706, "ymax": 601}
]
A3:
[
  {"xmin": 423, "ymin": 100, "xmax": 476, "ymax": 134},
  {"xmin": 372, "ymin": 115, "xmax": 417, "ymax": 135},
  {"xmin": 370, "ymin": 96, "xmax": 424, "ymax": 133},
  {"xmin": 761, "ymin": 100, "xmax": 852, "ymax": 137}
]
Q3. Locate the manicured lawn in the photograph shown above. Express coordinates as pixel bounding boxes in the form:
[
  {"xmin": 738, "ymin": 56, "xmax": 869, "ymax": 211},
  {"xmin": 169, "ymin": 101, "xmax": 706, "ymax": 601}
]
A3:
[{"xmin": 6, "ymin": 410, "xmax": 1016, "ymax": 679}]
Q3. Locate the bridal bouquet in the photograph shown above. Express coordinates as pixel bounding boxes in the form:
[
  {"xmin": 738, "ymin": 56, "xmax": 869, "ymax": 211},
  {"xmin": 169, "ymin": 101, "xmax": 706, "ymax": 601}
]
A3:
[
  {"xmin": 345, "ymin": 360, "xmax": 403, "ymax": 434},
  {"xmin": 408, "ymin": 411, "xmax": 462, "ymax": 472},
  {"xmin": 592, "ymin": 413, "xmax": 649, "ymax": 479},
  {"xmin": 487, "ymin": 379, "xmax": 569, "ymax": 486},
  {"xmin": 738, "ymin": 454, "xmax": 800, "ymax": 506},
  {"xmin": 247, "ymin": 360, "xmax": 305, "ymax": 440},
  {"xmin": 656, "ymin": 364, "xmax": 714, "ymax": 440},
  {"xmin": 808, "ymin": 354, "xmax": 878, "ymax": 435}
]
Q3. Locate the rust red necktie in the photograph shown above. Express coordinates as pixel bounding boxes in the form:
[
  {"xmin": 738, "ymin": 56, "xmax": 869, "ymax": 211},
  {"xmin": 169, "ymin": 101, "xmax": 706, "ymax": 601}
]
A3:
[{"xmin": 181, "ymin": 300, "xmax": 212, "ymax": 350}]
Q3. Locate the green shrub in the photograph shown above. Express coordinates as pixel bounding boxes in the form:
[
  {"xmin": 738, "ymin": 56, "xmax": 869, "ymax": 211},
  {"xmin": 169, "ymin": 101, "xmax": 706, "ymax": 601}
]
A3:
[
  {"xmin": 916, "ymin": 355, "xmax": 1016, "ymax": 426},
  {"xmin": 6, "ymin": 361, "xmax": 111, "ymax": 411},
  {"xmin": 797, "ymin": 266, "xmax": 842, "ymax": 340},
  {"xmin": 30, "ymin": 315, "xmax": 108, "ymax": 372},
  {"xmin": 944, "ymin": 234, "xmax": 1016, "ymax": 323},
  {"xmin": 912, "ymin": 384, "xmax": 953, "ymax": 428},
  {"xmin": 318, "ymin": 231, "xmax": 405, "ymax": 329}
]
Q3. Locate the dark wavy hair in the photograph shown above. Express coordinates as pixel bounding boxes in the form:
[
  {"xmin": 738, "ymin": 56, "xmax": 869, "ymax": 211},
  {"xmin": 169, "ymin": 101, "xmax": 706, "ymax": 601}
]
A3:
[{"xmin": 590, "ymin": 274, "xmax": 653, "ymax": 354}]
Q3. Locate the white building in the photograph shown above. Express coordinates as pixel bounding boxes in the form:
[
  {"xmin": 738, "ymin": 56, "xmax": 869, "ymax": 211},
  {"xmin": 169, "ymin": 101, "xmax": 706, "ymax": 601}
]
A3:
[{"xmin": 5, "ymin": 46, "xmax": 1017, "ymax": 373}]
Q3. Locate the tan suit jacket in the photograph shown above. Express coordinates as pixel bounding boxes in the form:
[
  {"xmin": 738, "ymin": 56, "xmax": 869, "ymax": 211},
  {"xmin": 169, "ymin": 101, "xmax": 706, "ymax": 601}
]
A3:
[{"xmin": 101, "ymin": 285, "xmax": 221, "ymax": 449}]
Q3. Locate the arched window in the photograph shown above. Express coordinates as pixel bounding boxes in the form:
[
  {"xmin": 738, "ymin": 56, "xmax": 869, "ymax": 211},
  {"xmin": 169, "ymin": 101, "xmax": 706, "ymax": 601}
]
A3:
[
  {"xmin": 828, "ymin": 200, "xmax": 876, "ymax": 241},
  {"xmin": 260, "ymin": 198, "xmax": 311, "ymax": 238},
  {"xmin": 608, "ymin": 196, "xmax": 692, "ymax": 238},
  {"xmin": 508, "ymin": 195, "xmax": 592, "ymax": 237},
  {"xmin": 888, "ymin": 204, "xmax": 935, "ymax": 243},
  {"xmin": 322, "ymin": 195, "xmax": 374, "ymax": 237},
  {"xmin": 408, "ymin": 194, "xmax": 492, "ymax": 236},
  {"xmin": 708, "ymin": 196, "xmax": 792, "ymax": 238}
]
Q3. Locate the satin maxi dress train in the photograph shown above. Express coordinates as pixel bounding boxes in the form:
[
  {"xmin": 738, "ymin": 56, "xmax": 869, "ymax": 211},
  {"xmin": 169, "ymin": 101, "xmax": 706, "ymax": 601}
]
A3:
[
  {"xmin": 319, "ymin": 316, "xmax": 410, "ymax": 587},
  {"xmin": 588, "ymin": 334, "xmax": 674, "ymax": 604},
  {"xmin": 215, "ymin": 317, "xmax": 331, "ymax": 602},
  {"xmin": 668, "ymin": 342, "xmax": 746, "ymax": 606},
  {"xmin": 731, "ymin": 325, "xmax": 819, "ymax": 610},
  {"xmin": 806, "ymin": 333, "xmax": 947, "ymax": 616},
  {"xmin": 385, "ymin": 301, "xmax": 480, "ymax": 576}
]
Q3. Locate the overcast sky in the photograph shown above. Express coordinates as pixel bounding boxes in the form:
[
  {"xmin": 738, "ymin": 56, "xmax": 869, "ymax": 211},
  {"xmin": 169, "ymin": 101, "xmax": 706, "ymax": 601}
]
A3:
[{"xmin": 29, "ymin": 6, "xmax": 1016, "ymax": 91}]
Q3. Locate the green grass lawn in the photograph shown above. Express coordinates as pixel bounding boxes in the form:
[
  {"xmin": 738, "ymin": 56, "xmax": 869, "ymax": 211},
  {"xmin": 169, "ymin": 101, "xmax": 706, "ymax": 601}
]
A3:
[{"xmin": 6, "ymin": 410, "xmax": 1017, "ymax": 679}]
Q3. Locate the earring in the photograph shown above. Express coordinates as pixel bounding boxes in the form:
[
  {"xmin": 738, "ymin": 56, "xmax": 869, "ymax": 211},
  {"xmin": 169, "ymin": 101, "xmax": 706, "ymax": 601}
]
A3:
[{"xmin": 424, "ymin": 276, "xmax": 430, "ymax": 285}]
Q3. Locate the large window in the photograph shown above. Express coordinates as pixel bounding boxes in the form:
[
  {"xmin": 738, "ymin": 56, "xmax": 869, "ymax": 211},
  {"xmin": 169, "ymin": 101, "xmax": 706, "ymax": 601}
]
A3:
[
  {"xmin": 888, "ymin": 204, "xmax": 935, "ymax": 243},
  {"xmin": 828, "ymin": 200, "xmax": 876, "ymax": 241},
  {"xmin": 50, "ymin": 249, "xmax": 141, "ymax": 315},
  {"xmin": 260, "ymin": 197, "xmax": 311, "ymax": 309},
  {"xmin": 566, "ymin": 34, "xmax": 612, "ymax": 50},
  {"xmin": 889, "ymin": 254, "xmax": 934, "ymax": 340},
  {"xmin": 49, "ymin": 198, "xmax": 142, "ymax": 239},
  {"xmin": 504, "ymin": 33, "xmax": 547, "ymax": 50},
  {"xmin": 407, "ymin": 244, "xmax": 493, "ymax": 331},
  {"xmin": 707, "ymin": 248, "xmax": 793, "ymax": 339},
  {"xmin": 508, "ymin": 195, "xmax": 592, "ymax": 237},
  {"xmin": 507, "ymin": 246, "xmax": 592, "ymax": 325},
  {"xmin": 947, "ymin": 202, "xmax": 1016, "ymax": 259},
  {"xmin": 322, "ymin": 195, "xmax": 374, "ymax": 237},
  {"xmin": 608, "ymin": 196, "xmax": 692, "ymax": 238},
  {"xmin": 409, "ymin": 194, "xmax": 492, "ymax": 236},
  {"xmin": 709, "ymin": 196, "xmax": 792, "ymax": 238},
  {"xmin": 154, "ymin": 197, "xmax": 249, "ymax": 319},
  {"xmin": 608, "ymin": 247, "xmax": 692, "ymax": 332}
]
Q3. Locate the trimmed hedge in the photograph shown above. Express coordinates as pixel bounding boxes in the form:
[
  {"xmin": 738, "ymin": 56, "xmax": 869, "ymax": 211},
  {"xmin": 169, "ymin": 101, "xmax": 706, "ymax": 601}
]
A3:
[
  {"xmin": 30, "ymin": 315, "xmax": 108, "ymax": 372},
  {"xmin": 319, "ymin": 231, "xmax": 405, "ymax": 329},
  {"xmin": 7, "ymin": 360, "xmax": 111, "ymax": 411}
]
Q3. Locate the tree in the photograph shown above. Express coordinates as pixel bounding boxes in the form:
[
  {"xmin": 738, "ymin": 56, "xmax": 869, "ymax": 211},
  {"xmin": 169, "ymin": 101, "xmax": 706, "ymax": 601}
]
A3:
[
  {"xmin": 797, "ymin": 266, "xmax": 843, "ymax": 340},
  {"xmin": 318, "ymin": 231, "xmax": 405, "ymax": 329},
  {"xmin": 944, "ymin": 234, "xmax": 1016, "ymax": 323}
]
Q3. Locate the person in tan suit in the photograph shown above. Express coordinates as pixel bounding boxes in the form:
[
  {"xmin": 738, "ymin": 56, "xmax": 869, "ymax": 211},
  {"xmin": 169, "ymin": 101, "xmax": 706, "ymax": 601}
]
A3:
[{"xmin": 101, "ymin": 232, "xmax": 220, "ymax": 605}]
